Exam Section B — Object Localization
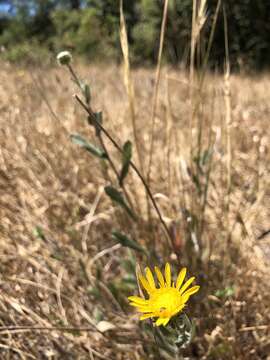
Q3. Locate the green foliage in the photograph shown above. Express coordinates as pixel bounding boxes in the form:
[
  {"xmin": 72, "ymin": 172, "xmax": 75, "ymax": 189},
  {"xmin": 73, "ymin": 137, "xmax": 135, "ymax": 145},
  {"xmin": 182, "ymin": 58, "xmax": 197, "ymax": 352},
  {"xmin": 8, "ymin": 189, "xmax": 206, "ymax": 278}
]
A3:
[
  {"xmin": 0, "ymin": 41, "xmax": 51, "ymax": 64},
  {"xmin": 210, "ymin": 0, "xmax": 270, "ymax": 69},
  {"xmin": 132, "ymin": 0, "xmax": 161, "ymax": 62},
  {"xmin": 119, "ymin": 141, "xmax": 132, "ymax": 186},
  {"xmin": 1, "ymin": 0, "xmax": 270, "ymax": 69},
  {"xmin": 111, "ymin": 230, "xmax": 146, "ymax": 254},
  {"xmin": 51, "ymin": 7, "xmax": 118, "ymax": 60},
  {"xmin": 149, "ymin": 313, "xmax": 195, "ymax": 356},
  {"xmin": 51, "ymin": 9, "xmax": 81, "ymax": 50},
  {"xmin": 105, "ymin": 186, "xmax": 137, "ymax": 221},
  {"xmin": 70, "ymin": 134, "xmax": 108, "ymax": 159},
  {"xmin": 33, "ymin": 225, "xmax": 46, "ymax": 240},
  {"xmin": 215, "ymin": 286, "xmax": 235, "ymax": 299}
]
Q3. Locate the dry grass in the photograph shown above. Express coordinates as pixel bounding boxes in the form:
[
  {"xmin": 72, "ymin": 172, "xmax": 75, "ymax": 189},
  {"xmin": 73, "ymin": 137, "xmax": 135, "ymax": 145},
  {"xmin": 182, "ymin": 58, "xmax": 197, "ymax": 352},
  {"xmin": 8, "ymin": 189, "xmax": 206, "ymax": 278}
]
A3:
[{"xmin": 0, "ymin": 61, "xmax": 269, "ymax": 359}]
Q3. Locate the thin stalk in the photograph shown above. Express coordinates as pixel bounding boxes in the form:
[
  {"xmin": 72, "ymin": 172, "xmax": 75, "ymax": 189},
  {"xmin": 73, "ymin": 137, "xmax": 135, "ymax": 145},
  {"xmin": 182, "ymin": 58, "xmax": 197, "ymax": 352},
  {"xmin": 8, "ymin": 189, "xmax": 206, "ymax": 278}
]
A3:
[
  {"xmin": 119, "ymin": 0, "xmax": 144, "ymax": 173},
  {"xmin": 97, "ymin": 133, "xmax": 135, "ymax": 213},
  {"xmin": 223, "ymin": 3, "xmax": 232, "ymax": 246},
  {"xmin": 190, "ymin": 0, "xmax": 197, "ymax": 92},
  {"xmin": 67, "ymin": 64, "xmax": 135, "ymax": 213},
  {"xmin": 147, "ymin": 0, "xmax": 169, "ymax": 183},
  {"xmin": 191, "ymin": 0, "xmax": 221, "ymax": 121},
  {"xmin": 67, "ymin": 63, "xmax": 81, "ymax": 89},
  {"xmin": 199, "ymin": 0, "xmax": 222, "ymax": 88},
  {"xmin": 190, "ymin": 0, "xmax": 221, "ymax": 196},
  {"xmin": 199, "ymin": 125, "xmax": 214, "ymax": 237},
  {"xmin": 145, "ymin": 0, "xmax": 169, "ymax": 250},
  {"xmin": 119, "ymin": 0, "xmax": 147, "ymax": 222},
  {"xmin": 165, "ymin": 74, "xmax": 173, "ymax": 202},
  {"xmin": 189, "ymin": 0, "xmax": 198, "ymax": 152},
  {"xmin": 75, "ymin": 95, "xmax": 173, "ymax": 248}
]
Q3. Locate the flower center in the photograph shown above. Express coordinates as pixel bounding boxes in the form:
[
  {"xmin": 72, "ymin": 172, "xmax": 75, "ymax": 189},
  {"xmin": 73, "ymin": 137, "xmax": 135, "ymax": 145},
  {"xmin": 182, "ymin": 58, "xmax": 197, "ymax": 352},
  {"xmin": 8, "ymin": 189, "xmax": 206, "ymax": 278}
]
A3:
[{"xmin": 149, "ymin": 287, "xmax": 182, "ymax": 317}]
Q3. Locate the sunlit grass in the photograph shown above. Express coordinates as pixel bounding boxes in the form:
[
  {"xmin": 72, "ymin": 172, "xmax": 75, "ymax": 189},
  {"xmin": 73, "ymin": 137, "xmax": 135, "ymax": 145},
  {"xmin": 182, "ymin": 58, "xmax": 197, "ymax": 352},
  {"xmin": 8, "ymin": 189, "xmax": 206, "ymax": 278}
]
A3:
[{"xmin": 0, "ymin": 60, "xmax": 269, "ymax": 358}]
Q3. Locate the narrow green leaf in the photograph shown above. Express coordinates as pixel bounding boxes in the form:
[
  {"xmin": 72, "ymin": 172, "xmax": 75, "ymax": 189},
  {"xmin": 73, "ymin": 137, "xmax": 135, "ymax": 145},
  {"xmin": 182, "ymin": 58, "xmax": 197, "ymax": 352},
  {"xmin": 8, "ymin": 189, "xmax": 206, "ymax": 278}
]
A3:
[
  {"xmin": 105, "ymin": 186, "xmax": 124, "ymax": 203},
  {"xmin": 112, "ymin": 230, "xmax": 146, "ymax": 253},
  {"xmin": 104, "ymin": 186, "xmax": 136, "ymax": 220},
  {"xmin": 119, "ymin": 140, "xmax": 132, "ymax": 186},
  {"xmin": 94, "ymin": 112, "xmax": 102, "ymax": 135},
  {"xmin": 87, "ymin": 112, "xmax": 102, "ymax": 136},
  {"xmin": 82, "ymin": 83, "xmax": 91, "ymax": 104},
  {"xmin": 71, "ymin": 134, "xmax": 107, "ymax": 159}
]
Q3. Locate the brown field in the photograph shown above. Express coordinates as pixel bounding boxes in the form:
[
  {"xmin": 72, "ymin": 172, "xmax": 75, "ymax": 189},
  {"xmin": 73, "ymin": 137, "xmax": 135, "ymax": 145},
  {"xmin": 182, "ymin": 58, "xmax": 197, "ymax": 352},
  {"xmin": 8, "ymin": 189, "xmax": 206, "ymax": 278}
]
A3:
[{"xmin": 0, "ymin": 61, "xmax": 269, "ymax": 359}]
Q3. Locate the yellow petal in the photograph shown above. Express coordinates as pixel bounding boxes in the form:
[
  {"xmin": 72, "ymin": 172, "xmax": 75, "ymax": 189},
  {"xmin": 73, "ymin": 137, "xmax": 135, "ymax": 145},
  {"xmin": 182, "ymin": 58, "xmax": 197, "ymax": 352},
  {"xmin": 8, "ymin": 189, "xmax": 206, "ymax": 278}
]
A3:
[
  {"xmin": 140, "ymin": 313, "xmax": 154, "ymax": 320},
  {"xmin": 156, "ymin": 317, "xmax": 169, "ymax": 326},
  {"xmin": 162, "ymin": 317, "xmax": 170, "ymax": 326},
  {"xmin": 128, "ymin": 296, "xmax": 148, "ymax": 305},
  {"xmin": 129, "ymin": 303, "xmax": 151, "ymax": 312},
  {"xmin": 138, "ymin": 273, "xmax": 152, "ymax": 294},
  {"xmin": 154, "ymin": 266, "xmax": 165, "ymax": 287},
  {"xmin": 129, "ymin": 302, "xmax": 140, "ymax": 308},
  {"xmin": 129, "ymin": 302, "xmax": 144, "ymax": 308},
  {"xmin": 182, "ymin": 285, "xmax": 200, "ymax": 297},
  {"xmin": 135, "ymin": 307, "xmax": 152, "ymax": 313},
  {"xmin": 179, "ymin": 277, "xmax": 195, "ymax": 295},
  {"xmin": 181, "ymin": 285, "xmax": 200, "ymax": 303},
  {"xmin": 164, "ymin": 262, "xmax": 171, "ymax": 287},
  {"xmin": 155, "ymin": 318, "xmax": 164, "ymax": 326},
  {"xmin": 176, "ymin": 267, "xmax": 187, "ymax": 290},
  {"xmin": 145, "ymin": 267, "xmax": 156, "ymax": 290},
  {"xmin": 173, "ymin": 303, "xmax": 185, "ymax": 315}
]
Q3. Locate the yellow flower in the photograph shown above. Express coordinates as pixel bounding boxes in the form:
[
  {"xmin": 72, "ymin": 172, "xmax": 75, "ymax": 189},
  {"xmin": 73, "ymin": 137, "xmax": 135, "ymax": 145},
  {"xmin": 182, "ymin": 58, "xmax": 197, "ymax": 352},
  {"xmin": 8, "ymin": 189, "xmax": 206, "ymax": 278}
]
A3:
[{"xmin": 128, "ymin": 263, "xmax": 200, "ymax": 327}]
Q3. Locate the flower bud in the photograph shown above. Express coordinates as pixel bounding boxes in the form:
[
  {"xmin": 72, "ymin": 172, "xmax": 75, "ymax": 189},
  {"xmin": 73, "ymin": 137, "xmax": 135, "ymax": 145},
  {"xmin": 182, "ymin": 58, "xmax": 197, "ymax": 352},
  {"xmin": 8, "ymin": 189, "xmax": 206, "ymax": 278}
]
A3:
[{"xmin": 57, "ymin": 51, "xmax": 72, "ymax": 66}]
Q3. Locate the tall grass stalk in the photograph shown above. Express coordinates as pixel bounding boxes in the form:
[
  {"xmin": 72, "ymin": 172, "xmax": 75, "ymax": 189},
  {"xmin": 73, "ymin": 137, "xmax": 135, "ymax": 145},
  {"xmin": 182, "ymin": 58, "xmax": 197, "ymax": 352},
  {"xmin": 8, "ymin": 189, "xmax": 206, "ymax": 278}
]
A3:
[
  {"xmin": 147, "ymin": 0, "xmax": 169, "ymax": 184},
  {"xmin": 186, "ymin": 0, "xmax": 226, "ymax": 258},
  {"xmin": 119, "ymin": 0, "xmax": 144, "ymax": 174},
  {"xmin": 223, "ymin": 4, "xmax": 232, "ymax": 249}
]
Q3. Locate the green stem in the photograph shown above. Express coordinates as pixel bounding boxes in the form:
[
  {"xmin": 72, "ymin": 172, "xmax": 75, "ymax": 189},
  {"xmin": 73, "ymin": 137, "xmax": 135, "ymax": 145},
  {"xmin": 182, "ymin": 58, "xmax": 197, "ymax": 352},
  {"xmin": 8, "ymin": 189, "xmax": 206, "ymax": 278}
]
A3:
[{"xmin": 75, "ymin": 95, "xmax": 173, "ymax": 248}]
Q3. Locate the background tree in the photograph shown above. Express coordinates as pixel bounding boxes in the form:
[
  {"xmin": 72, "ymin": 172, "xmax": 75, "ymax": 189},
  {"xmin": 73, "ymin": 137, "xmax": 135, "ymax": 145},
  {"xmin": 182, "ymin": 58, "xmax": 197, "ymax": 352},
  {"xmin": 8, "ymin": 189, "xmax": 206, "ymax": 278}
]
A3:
[{"xmin": 0, "ymin": 0, "xmax": 270, "ymax": 69}]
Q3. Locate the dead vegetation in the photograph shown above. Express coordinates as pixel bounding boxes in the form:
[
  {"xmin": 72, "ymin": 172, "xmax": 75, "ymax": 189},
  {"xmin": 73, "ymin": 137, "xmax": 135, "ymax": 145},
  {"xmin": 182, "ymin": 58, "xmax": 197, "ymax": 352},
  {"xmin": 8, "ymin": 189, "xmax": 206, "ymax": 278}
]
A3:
[{"xmin": 0, "ymin": 61, "xmax": 269, "ymax": 359}]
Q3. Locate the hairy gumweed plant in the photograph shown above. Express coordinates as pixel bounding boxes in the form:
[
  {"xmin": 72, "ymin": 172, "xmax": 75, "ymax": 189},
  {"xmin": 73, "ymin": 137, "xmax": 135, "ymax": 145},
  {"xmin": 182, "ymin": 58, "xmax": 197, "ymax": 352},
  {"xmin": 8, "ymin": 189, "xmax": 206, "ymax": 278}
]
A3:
[
  {"xmin": 129, "ymin": 262, "xmax": 200, "ymax": 354},
  {"xmin": 129, "ymin": 263, "xmax": 199, "ymax": 327},
  {"xmin": 56, "ymin": 50, "xmax": 172, "ymax": 256},
  {"xmin": 57, "ymin": 51, "xmax": 200, "ymax": 355}
]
